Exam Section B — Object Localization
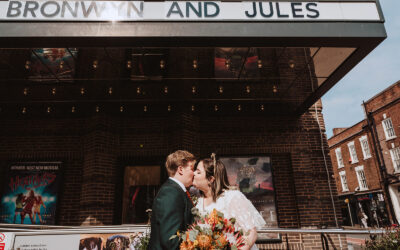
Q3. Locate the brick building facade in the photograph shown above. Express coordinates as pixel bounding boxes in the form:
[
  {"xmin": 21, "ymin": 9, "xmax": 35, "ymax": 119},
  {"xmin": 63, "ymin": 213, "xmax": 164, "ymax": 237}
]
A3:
[
  {"xmin": 328, "ymin": 80, "xmax": 400, "ymax": 227},
  {"xmin": 0, "ymin": 47, "xmax": 347, "ymax": 248},
  {"xmin": 364, "ymin": 80, "xmax": 400, "ymax": 224},
  {"xmin": 0, "ymin": 1, "xmax": 387, "ymax": 248},
  {"xmin": 328, "ymin": 120, "xmax": 389, "ymax": 227}
]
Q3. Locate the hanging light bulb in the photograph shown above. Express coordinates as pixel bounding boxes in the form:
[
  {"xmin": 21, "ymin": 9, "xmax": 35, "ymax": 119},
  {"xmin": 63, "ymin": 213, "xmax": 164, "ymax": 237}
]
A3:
[
  {"xmin": 126, "ymin": 60, "xmax": 132, "ymax": 69},
  {"xmin": 51, "ymin": 87, "xmax": 56, "ymax": 95},
  {"xmin": 167, "ymin": 105, "xmax": 171, "ymax": 112},
  {"xmin": 120, "ymin": 106, "xmax": 124, "ymax": 112},
  {"xmin": 192, "ymin": 59, "xmax": 198, "ymax": 69},
  {"xmin": 260, "ymin": 104, "xmax": 265, "ymax": 111},
  {"xmin": 191, "ymin": 105, "xmax": 195, "ymax": 112},
  {"xmin": 218, "ymin": 86, "xmax": 224, "ymax": 94},
  {"xmin": 95, "ymin": 106, "xmax": 100, "ymax": 113},
  {"xmin": 80, "ymin": 87, "xmax": 85, "ymax": 95},
  {"xmin": 160, "ymin": 59, "xmax": 165, "ymax": 69},
  {"xmin": 225, "ymin": 59, "xmax": 231, "ymax": 69},
  {"xmin": 93, "ymin": 60, "xmax": 98, "ymax": 69},
  {"xmin": 257, "ymin": 59, "xmax": 263, "ymax": 69},
  {"xmin": 288, "ymin": 59, "xmax": 295, "ymax": 69},
  {"xmin": 25, "ymin": 60, "xmax": 31, "ymax": 70},
  {"xmin": 59, "ymin": 61, "xmax": 64, "ymax": 69},
  {"xmin": 108, "ymin": 87, "xmax": 113, "ymax": 95},
  {"xmin": 136, "ymin": 87, "xmax": 141, "ymax": 94},
  {"xmin": 47, "ymin": 107, "xmax": 51, "ymax": 113},
  {"xmin": 164, "ymin": 86, "xmax": 168, "ymax": 94},
  {"xmin": 22, "ymin": 107, "xmax": 27, "ymax": 114},
  {"xmin": 23, "ymin": 88, "xmax": 28, "ymax": 96},
  {"xmin": 144, "ymin": 105, "xmax": 148, "ymax": 112},
  {"xmin": 272, "ymin": 85, "xmax": 278, "ymax": 93},
  {"xmin": 237, "ymin": 104, "xmax": 242, "ymax": 111},
  {"xmin": 245, "ymin": 85, "xmax": 251, "ymax": 94},
  {"xmin": 71, "ymin": 106, "xmax": 76, "ymax": 113},
  {"xmin": 214, "ymin": 105, "xmax": 218, "ymax": 111},
  {"xmin": 192, "ymin": 86, "xmax": 196, "ymax": 94}
]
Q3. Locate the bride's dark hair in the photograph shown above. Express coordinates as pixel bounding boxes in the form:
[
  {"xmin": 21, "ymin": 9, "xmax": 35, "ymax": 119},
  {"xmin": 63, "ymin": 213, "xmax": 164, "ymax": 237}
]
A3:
[{"xmin": 198, "ymin": 153, "xmax": 230, "ymax": 202}]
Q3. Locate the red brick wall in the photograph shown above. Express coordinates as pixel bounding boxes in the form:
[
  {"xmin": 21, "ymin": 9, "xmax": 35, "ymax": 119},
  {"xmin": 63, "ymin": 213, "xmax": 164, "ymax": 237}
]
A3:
[
  {"xmin": 328, "ymin": 116, "xmax": 384, "ymax": 197},
  {"xmin": 370, "ymin": 104, "xmax": 400, "ymax": 175},
  {"xmin": 329, "ymin": 129, "xmax": 381, "ymax": 195},
  {"xmin": 333, "ymin": 128, "xmax": 348, "ymax": 136},
  {"xmin": 0, "ymin": 104, "xmax": 342, "ymax": 228}
]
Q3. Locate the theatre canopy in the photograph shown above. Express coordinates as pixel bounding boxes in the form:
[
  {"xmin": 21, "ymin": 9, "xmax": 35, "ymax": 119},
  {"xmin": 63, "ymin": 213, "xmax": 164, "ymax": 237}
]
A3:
[{"xmin": 0, "ymin": 0, "xmax": 386, "ymax": 116}]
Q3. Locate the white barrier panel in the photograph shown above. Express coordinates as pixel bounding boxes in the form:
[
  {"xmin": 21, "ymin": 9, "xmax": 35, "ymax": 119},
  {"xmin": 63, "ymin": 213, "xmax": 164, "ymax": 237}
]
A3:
[
  {"xmin": 0, "ymin": 233, "xmax": 15, "ymax": 250},
  {"xmin": 13, "ymin": 235, "xmax": 80, "ymax": 250}
]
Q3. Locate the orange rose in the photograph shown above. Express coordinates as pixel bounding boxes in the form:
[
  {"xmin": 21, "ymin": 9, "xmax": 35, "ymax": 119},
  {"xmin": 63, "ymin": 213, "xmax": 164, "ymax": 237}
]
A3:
[
  {"xmin": 208, "ymin": 209, "xmax": 220, "ymax": 225},
  {"xmin": 197, "ymin": 234, "xmax": 212, "ymax": 249},
  {"xmin": 180, "ymin": 240, "xmax": 194, "ymax": 250},
  {"xmin": 216, "ymin": 234, "xmax": 228, "ymax": 247}
]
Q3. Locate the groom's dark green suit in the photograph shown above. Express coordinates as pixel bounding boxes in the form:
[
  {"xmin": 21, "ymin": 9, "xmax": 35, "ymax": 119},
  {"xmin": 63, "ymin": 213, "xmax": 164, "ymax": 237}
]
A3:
[{"xmin": 149, "ymin": 178, "xmax": 194, "ymax": 250}]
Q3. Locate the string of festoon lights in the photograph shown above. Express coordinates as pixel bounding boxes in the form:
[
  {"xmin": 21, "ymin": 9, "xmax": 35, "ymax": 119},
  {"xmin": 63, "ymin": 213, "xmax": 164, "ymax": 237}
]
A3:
[
  {"xmin": 16, "ymin": 85, "xmax": 273, "ymax": 115},
  {"xmin": 24, "ymin": 56, "xmax": 295, "ymax": 72},
  {"xmin": 15, "ymin": 56, "xmax": 289, "ymax": 115},
  {"xmin": 15, "ymin": 105, "xmax": 266, "ymax": 114}
]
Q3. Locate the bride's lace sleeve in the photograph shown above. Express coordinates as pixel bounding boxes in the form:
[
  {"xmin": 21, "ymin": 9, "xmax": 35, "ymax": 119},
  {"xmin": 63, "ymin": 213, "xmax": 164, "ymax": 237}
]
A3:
[{"xmin": 225, "ymin": 190, "xmax": 266, "ymax": 232}]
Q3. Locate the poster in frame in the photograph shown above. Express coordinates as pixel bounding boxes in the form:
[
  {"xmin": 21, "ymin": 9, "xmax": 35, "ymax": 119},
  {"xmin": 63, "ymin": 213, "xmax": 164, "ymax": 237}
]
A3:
[
  {"xmin": 122, "ymin": 165, "xmax": 161, "ymax": 224},
  {"xmin": 219, "ymin": 156, "xmax": 280, "ymax": 242},
  {"xmin": 29, "ymin": 48, "xmax": 78, "ymax": 81},
  {"xmin": 0, "ymin": 162, "xmax": 62, "ymax": 225}
]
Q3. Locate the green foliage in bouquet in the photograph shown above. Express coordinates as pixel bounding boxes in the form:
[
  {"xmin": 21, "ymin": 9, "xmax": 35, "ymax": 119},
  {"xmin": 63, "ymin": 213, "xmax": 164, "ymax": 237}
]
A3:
[{"xmin": 364, "ymin": 227, "xmax": 400, "ymax": 250}]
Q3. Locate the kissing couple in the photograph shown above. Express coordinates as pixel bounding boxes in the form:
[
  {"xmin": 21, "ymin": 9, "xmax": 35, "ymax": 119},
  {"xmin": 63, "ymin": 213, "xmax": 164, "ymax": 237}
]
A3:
[{"xmin": 149, "ymin": 150, "xmax": 266, "ymax": 250}]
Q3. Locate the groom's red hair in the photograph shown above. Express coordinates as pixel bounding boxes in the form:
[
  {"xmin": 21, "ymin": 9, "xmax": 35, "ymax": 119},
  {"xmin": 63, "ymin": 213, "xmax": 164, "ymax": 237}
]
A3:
[{"xmin": 165, "ymin": 150, "xmax": 196, "ymax": 176}]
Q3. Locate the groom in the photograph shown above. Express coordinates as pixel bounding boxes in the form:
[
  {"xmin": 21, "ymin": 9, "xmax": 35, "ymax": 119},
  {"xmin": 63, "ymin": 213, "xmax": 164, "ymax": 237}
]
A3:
[{"xmin": 149, "ymin": 150, "xmax": 196, "ymax": 250}]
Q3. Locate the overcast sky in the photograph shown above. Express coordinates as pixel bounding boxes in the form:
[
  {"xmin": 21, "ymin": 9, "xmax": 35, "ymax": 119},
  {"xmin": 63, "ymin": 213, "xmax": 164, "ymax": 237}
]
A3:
[{"xmin": 322, "ymin": 0, "xmax": 400, "ymax": 138}]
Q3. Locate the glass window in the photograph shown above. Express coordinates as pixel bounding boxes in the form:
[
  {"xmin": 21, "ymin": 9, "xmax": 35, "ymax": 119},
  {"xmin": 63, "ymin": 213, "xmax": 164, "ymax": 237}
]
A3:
[
  {"xmin": 122, "ymin": 166, "xmax": 161, "ymax": 224},
  {"xmin": 359, "ymin": 135, "xmax": 372, "ymax": 159},
  {"xmin": 339, "ymin": 171, "xmax": 349, "ymax": 192},
  {"xmin": 335, "ymin": 147, "xmax": 344, "ymax": 168},
  {"xmin": 382, "ymin": 118, "xmax": 396, "ymax": 140},
  {"xmin": 347, "ymin": 141, "xmax": 358, "ymax": 164},
  {"xmin": 390, "ymin": 147, "xmax": 400, "ymax": 173},
  {"xmin": 355, "ymin": 166, "xmax": 368, "ymax": 191}
]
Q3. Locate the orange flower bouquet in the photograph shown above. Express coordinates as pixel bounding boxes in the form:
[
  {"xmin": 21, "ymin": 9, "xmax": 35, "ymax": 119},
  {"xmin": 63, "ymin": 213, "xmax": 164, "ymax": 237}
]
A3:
[{"xmin": 170, "ymin": 208, "xmax": 245, "ymax": 250}]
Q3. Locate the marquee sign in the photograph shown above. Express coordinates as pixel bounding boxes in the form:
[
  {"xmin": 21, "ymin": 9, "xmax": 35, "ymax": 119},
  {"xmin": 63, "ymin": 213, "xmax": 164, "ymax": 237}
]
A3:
[{"xmin": 0, "ymin": 1, "xmax": 381, "ymax": 22}]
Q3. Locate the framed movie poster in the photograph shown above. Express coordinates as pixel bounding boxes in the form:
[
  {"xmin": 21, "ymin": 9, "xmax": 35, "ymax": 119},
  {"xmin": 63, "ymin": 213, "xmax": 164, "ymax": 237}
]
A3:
[
  {"xmin": 122, "ymin": 166, "xmax": 161, "ymax": 224},
  {"xmin": 0, "ymin": 162, "xmax": 62, "ymax": 225},
  {"xmin": 79, "ymin": 233, "xmax": 144, "ymax": 250},
  {"xmin": 219, "ymin": 156, "xmax": 280, "ymax": 241},
  {"xmin": 29, "ymin": 48, "xmax": 78, "ymax": 81}
]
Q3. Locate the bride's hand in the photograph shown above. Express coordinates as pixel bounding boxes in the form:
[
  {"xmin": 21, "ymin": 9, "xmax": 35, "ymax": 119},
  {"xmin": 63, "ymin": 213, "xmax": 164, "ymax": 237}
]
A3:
[
  {"xmin": 241, "ymin": 245, "xmax": 251, "ymax": 250},
  {"xmin": 241, "ymin": 227, "xmax": 258, "ymax": 250}
]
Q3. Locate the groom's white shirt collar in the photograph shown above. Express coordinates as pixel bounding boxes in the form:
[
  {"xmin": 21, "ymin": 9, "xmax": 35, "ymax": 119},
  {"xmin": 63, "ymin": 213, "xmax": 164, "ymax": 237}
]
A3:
[{"xmin": 169, "ymin": 177, "xmax": 187, "ymax": 192}]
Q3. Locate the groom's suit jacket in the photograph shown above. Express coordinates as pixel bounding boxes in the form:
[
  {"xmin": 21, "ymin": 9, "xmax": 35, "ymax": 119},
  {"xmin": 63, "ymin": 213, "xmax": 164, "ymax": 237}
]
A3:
[{"xmin": 149, "ymin": 178, "xmax": 194, "ymax": 250}]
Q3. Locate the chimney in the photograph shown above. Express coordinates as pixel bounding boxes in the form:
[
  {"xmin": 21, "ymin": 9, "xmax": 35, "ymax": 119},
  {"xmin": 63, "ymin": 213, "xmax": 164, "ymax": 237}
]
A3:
[{"xmin": 333, "ymin": 128, "xmax": 348, "ymax": 136}]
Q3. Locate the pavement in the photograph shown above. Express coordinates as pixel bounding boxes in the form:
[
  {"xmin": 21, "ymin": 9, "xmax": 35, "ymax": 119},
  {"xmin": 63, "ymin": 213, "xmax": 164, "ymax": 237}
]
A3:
[
  {"xmin": 342, "ymin": 225, "xmax": 385, "ymax": 250},
  {"xmin": 346, "ymin": 233, "xmax": 369, "ymax": 250}
]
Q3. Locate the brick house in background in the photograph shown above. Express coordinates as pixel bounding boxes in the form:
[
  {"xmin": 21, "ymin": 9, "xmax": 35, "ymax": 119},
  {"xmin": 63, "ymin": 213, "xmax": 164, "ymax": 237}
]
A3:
[
  {"xmin": 364, "ymin": 80, "xmax": 400, "ymax": 224},
  {"xmin": 328, "ymin": 121, "xmax": 389, "ymax": 227},
  {"xmin": 328, "ymin": 80, "xmax": 400, "ymax": 227}
]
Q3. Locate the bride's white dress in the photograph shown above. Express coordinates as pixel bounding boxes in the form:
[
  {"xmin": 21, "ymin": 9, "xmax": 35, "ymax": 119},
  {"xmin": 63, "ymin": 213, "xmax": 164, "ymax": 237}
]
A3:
[{"xmin": 196, "ymin": 189, "xmax": 266, "ymax": 250}]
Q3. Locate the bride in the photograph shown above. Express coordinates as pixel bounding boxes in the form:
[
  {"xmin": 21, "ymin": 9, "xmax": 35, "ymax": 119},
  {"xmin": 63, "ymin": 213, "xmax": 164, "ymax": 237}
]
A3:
[{"xmin": 192, "ymin": 154, "xmax": 266, "ymax": 250}]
